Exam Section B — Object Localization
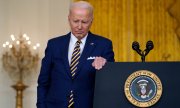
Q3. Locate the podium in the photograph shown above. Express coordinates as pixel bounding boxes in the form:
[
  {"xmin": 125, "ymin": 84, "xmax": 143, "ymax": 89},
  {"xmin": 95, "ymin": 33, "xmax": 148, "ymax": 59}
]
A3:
[{"xmin": 93, "ymin": 62, "xmax": 180, "ymax": 108}]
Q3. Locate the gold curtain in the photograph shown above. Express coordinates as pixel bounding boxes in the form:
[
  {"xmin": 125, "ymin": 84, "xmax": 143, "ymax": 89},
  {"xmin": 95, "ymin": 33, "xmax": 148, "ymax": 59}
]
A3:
[{"xmin": 74, "ymin": 0, "xmax": 180, "ymax": 61}]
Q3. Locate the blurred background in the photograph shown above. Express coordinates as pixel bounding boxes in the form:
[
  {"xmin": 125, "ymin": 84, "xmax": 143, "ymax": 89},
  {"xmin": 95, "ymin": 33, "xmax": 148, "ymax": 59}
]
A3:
[{"xmin": 0, "ymin": 0, "xmax": 179, "ymax": 108}]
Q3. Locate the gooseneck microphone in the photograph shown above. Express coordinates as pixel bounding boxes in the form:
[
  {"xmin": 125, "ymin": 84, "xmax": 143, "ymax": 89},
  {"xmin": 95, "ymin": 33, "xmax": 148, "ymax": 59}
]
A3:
[
  {"xmin": 132, "ymin": 40, "xmax": 154, "ymax": 62},
  {"xmin": 144, "ymin": 40, "xmax": 154, "ymax": 56},
  {"xmin": 132, "ymin": 41, "xmax": 143, "ymax": 56}
]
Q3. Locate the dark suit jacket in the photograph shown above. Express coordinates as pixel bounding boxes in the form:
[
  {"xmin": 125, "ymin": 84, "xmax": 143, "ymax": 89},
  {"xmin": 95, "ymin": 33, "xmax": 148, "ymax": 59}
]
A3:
[{"xmin": 37, "ymin": 32, "xmax": 114, "ymax": 108}]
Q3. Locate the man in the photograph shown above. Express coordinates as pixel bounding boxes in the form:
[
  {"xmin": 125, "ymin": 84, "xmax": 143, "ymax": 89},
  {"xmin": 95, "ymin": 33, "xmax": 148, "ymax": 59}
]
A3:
[{"xmin": 37, "ymin": 1, "xmax": 114, "ymax": 108}]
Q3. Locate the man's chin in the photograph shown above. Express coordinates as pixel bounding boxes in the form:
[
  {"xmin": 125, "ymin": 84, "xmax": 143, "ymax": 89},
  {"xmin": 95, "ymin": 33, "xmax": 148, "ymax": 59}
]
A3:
[{"xmin": 75, "ymin": 34, "xmax": 86, "ymax": 39}]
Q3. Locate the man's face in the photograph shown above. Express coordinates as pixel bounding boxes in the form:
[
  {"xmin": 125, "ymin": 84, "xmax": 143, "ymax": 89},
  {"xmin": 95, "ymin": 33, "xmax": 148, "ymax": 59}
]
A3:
[{"xmin": 68, "ymin": 8, "xmax": 93, "ymax": 40}]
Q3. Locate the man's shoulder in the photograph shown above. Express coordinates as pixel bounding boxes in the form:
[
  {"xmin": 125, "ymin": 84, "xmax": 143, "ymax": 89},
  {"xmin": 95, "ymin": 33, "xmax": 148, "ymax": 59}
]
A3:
[
  {"xmin": 48, "ymin": 33, "xmax": 70, "ymax": 44},
  {"xmin": 90, "ymin": 32, "xmax": 112, "ymax": 43}
]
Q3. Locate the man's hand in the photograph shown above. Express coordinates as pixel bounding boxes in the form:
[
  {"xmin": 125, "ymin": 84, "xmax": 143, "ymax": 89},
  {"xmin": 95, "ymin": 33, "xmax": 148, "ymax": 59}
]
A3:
[{"xmin": 92, "ymin": 57, "xmax": 107, "ymax": 70}]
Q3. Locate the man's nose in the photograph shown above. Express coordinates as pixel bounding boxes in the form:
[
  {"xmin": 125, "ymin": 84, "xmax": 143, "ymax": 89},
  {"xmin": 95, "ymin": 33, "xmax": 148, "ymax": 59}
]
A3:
[{"xmin": 77, "ymin": 22, "xmax": 82, "ymax": 29}]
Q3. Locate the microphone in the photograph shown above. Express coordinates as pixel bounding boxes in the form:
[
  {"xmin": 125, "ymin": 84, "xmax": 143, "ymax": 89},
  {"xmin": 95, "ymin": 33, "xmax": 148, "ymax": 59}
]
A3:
[
  {"xmin": 144, "ymin": 40, "xmax": 154, "ymax": 56},
  {"xmin": 132, "ymin": 41, "xmax": 143, "ymax": 56},
  {"xmin": 132, "ymin": 40, "xmax": 154, "ymax": 62}
]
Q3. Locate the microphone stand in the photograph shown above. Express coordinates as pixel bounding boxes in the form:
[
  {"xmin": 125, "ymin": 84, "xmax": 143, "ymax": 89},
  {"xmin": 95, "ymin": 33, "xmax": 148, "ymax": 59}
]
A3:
[
  {"xmin": 132, "ymin": 41, "xmax": 153, "ymax": 62},
  {"xmin": 141, "ymin": 51, "xmax": 146, "ymax": 62},
  {"xmin": 141, "ymin": 55, "xmax": 145, "ymax": 62}
]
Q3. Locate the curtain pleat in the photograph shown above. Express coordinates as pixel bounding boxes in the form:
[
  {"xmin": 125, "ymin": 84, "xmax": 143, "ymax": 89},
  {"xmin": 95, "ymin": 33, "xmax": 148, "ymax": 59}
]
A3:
[{"xmin": 74, "ymin": 0, "xmax": 180, "ymax": 61}]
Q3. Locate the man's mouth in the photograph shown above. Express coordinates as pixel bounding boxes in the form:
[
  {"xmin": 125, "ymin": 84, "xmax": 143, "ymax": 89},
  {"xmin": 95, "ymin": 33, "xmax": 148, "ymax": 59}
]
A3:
[{"xmin": 75, "ymin": 31, "xmax": 84, "ymax": 34}]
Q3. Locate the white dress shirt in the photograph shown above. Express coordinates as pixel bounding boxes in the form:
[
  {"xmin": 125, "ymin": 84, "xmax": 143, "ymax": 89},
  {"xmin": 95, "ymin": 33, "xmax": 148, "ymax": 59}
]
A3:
[{"xmin": 68, "ymin": 33, "xmax": 88, "ymax": 64}]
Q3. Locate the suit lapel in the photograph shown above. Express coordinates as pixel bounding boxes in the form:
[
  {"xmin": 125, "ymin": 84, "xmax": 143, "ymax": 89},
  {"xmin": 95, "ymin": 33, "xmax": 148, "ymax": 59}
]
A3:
[
  {"xmin": 74, "ymin": 33, "xmax": 96, "ymax": 78},
  {"xmin": 62, "ymin": 33, "xmax": 72, "ymax": 78}
]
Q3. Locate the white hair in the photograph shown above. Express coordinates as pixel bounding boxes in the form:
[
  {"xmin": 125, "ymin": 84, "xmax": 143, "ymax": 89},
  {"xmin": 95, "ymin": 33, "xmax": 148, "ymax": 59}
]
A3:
[{"xmin": 69, "ymin": 1, "xmax": 94, "ymax": 17}]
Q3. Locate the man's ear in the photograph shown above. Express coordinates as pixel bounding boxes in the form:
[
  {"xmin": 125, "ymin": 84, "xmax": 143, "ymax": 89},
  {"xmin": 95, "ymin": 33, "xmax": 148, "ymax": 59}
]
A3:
[
  {"xmin": 90, "ymin": 17, "xmax": 93, "ymax": 25},
  {"xmin": 68, "ymin": 15, "xmax": 70, "ymax": 21},
  {"xmin": 91, "ymin": 17, "xmax": 94, "ymax": 23}
]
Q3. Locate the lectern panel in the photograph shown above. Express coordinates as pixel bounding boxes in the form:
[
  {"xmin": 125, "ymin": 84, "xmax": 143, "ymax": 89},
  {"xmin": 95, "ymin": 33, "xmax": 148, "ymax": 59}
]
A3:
[{"xmin": 93, "ymin": 62, "xmax": 180, "ymax": 108}]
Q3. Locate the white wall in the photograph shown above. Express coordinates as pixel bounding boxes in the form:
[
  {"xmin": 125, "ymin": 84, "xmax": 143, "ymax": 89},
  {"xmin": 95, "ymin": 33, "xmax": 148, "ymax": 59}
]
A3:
[{"xmin": 0, "ymin": 0, "xmax": 71, "ymax": 108}]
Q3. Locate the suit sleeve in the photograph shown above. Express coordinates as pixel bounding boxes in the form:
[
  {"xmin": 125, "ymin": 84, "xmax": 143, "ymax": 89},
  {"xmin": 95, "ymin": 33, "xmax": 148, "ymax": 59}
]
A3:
[
  {"xmin": 36, "ymin": 40, "xmax": 53, "ymax": 108},
  {"xmin": 102, "ymin": 40, "xmax": 115, "ymax": 62}
]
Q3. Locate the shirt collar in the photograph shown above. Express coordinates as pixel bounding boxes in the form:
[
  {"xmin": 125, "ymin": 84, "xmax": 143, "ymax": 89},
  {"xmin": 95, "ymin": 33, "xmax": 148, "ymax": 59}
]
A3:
[{"xmin": 70, "ymin": 33, "xmax": 88, "ymax": 45}]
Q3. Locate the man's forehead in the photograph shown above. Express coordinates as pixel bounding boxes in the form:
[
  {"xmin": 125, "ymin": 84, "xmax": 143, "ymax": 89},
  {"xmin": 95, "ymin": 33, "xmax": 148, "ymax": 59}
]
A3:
[{"xmin": 70, "ymin": 7, "xmax": 90, "ymax": 14}]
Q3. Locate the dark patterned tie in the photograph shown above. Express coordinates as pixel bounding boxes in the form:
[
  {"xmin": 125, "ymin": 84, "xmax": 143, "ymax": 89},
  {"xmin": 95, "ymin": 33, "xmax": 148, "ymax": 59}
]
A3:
[{"xmin": 68, "ymin": 40, "xmax": 81, "ymax": 108}]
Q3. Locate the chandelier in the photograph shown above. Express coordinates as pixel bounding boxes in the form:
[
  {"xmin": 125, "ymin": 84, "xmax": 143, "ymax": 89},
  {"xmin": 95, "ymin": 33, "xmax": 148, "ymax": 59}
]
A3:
[{"xmin": 2, "ymin": 34, "xmax": 40, "ymax": 108}]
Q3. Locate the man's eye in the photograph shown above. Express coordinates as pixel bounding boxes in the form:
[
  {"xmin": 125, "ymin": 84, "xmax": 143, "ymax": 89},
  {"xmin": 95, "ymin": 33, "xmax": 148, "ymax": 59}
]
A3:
[
  {"xmin": 82, "ymin": 21, "xmax": 88, "ymax": 24},
  {"xmin": 73, "ymin": 20, "xmax": 79, "ymax": 23}
]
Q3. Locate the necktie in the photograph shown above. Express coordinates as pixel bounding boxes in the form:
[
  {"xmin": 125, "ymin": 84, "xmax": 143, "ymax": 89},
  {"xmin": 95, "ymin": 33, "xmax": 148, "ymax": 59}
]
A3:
[
  {"xmin": 70, "ymin": 40, "xmax": 81, "ymax": 78},
  {"xmin": 68, "ymin": 40, "xmax": 81, "ymax": 108}
]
